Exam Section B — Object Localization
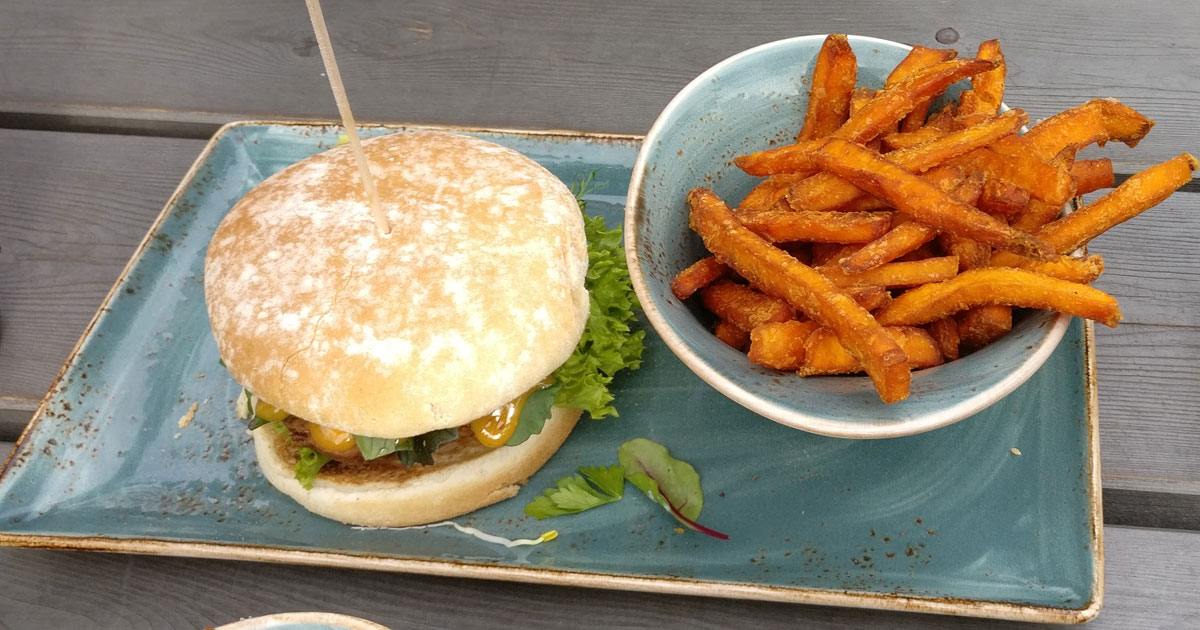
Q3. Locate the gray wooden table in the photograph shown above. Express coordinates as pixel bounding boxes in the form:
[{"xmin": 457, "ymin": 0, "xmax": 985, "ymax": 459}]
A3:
[{"xmin": 2, "ymin": 1, "xmax": 1198, "ymax": 627}]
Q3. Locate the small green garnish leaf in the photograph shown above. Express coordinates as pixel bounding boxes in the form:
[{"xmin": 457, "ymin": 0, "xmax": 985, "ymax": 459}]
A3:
[
  {"xmin": 524, "ymin": 465, "xmax": 625, "ymax": 519},
  {"xmin": 618, "ymin": 438, "xmax": 728, "ymax": 540},
  {"xmin": 271, "ymin": 420, "xmax": 289, "ymax": 435},
  {"xmin": 579, "ymin": 465, "xmax": 626, "ymax": 499},
  {"xmin": 552, "ymin": 176, "xmax": 645, "ymax": 419},
  {"xmin": 247, "ymin": 416, "xmax": 269, "ymax": 430},
  {"xmin": 354, "ymin": 435, "xmax": 411, "ymax": 461},
  {"xmin": 506, "ymin": 382, "xmax": 562, "ymax": 446},
  {"xmin": 294, "ymin": 447, "xmax": 331, "ymax": 490}
]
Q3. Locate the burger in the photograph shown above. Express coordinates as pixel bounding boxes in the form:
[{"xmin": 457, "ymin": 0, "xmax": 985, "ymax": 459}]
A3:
[{"xmin": 204, "ymin": 130, "xmax": 642, "ymax": 527}]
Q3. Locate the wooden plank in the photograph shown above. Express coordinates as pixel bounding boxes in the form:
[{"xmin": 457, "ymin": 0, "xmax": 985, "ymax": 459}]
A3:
[
  {"xmin": 0, "ymin": 129, "xmax": 208, "ymax": 407},
  {"xmin": 0, "ymin": 0, "xmax": 1197, "ymax": 167},
  {"xmin": 0, "ymin": 520, "xmax": 1194, "ymax": 629}
]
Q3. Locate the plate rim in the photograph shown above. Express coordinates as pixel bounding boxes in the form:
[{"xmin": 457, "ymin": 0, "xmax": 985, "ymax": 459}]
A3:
[{"xmin": 0, "ymin": 120, "xmax": 1102, "ymax": 624}]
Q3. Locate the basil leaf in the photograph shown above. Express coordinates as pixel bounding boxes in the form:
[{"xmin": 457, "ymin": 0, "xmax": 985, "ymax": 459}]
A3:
[
  {"xmin": 619, "ymin": 438, "xmax": 728, "ymax": 539},
  {"xmin": 506, "ymin": 382, "xmax": 562, "ymax": 446},
  {"xmin": 294, "ymin": 447, "xmax": 330, "ymax": 490},
  {"xmin": 524, "ymin": 465, "xmax": 624, "ymax": 519},
  {"xmin": 355, "ymin": 435, "xmax": 410, "ymax": 461}
]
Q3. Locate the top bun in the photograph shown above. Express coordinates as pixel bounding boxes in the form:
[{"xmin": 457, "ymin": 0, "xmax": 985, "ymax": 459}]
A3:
[{"xmin": 205, "ymin": 131, "xmax": 589, "ymax": 438}]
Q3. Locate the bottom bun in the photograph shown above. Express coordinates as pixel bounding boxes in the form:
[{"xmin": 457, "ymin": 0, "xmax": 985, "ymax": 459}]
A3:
[{"xmin": 252, "ymin": 407, "xmax": 581, "ymax": 526}]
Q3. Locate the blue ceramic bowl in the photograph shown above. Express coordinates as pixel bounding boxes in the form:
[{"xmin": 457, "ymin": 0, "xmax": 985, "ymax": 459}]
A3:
[{"xmin": 625, "ymin": 35, "xmax": 1069, "ymax": 438}]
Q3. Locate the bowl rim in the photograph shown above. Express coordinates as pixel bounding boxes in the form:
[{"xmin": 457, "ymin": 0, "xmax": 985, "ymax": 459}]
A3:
[{"xmin": 624, "ymin": 34, "xmax": 1072, "ymax": 439}]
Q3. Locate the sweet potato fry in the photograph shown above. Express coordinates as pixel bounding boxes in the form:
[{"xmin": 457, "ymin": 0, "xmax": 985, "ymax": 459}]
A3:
[
  {"xmin": 995, "ymin": 99, "xmax": 1154, "ymax": 161},
  {"xmin": 733, "ymin": 140, "xmax": 825, "ymax": 176},
  {"xmin": 1010, "ymin": 198, "xmax": 1064, "ymax": 233},
  {"xmin": 736, "ymin": 208, "xmax": 892, "ymax": 243},
  {"xmin": 748, "ymin": 320, "xmax": 820, "ymax": 370},
  {"xmin": 671, "ymin": 256, "xmax": 729, "ymax": 300},
  {"xmin": 958, "ymin": 304, "xmax": 1013, "ymax": 352},
  {"xmin": 952, "ymin": 147, "xmax": 1074, "ymax": 206},
  {"xmin": 786, "ymin": 110, "xmax": 1026, "ymax": 212},
  {"xmin": 956, "ymin": 89, "xmax": 990, "ymax": 118},
  {"xmin": 687, "ymin": 187, "xmax": 911, "ymax": 402},
  {"xmin": 738, "ymin": 173, "xmax": 810, "ymax": 212},
  {"xmin": 798, "ymin": 326, "xmax": 943, "ymax": 376},
  {"xmin": 874, "ymin": 268, "xmax": 1122, "ymax": 328},
  {"xmin": 937, "ymin": 234, "xmax": 991, "ymax": 271},
  {"xmin": 797, "ymin": 34, "xmax": 858, "ymax": 141},
  {"xmin": 839, "ymin": 172, "xmax": 982, "ymax": 273},
  {"xmin": 812, "ymin": 140, "xmax": 1055, "ymax": 259},
  {"xmin": 849, "ymin": 87, "xmax": 873, "ymax": 116},
  {"xmin": 970, "ymin": 39, "xmax": 1005, "ymax": 113},
  {"xmin": 699, "ymin": 280, "xmax": 794, "ymax": 331},
  {"xmin": 989, "ymin": 254, "xmax": 1105, "ymax": 284},
  {"xmin": 1036, "ymin": 153, "xmax": 1199, "ymax": 254},
  {"xmin": 714, "ymin": 319, "xmax": 751, "ymax": 351},
  {"xmin": 881, "ymin": 126, "xmax": 945, "ymax": 151},
  {"xmin": 847, "ymin": 285, "xmax": 893, "ymax": 312},
  {"xmin": 977, "ymin": 178, "xmax": 1031, "ymax": 219},
  {"xmin": 927, "ymin": 317, "xmax": 961, "ymax": 361},
  {"xmin": 1070, "ymin": 158, "xmax": 1115, "ymax": 196},
  {"xmin": 820, "ymin": 256, "xmax": 960, "ymax": 288},
  {"xmin": 811, "ymin": 242, "xmax": 863, "ymax": 267},
  {"xmin": 887, "ymin": 45, "xmax": 958, "ymax": 132},
  {"xmin": 835, "ymin": 58, "xmax": 998, "ymax": 144}
]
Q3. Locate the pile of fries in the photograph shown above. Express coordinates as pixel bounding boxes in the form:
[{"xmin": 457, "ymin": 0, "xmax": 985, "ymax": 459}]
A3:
[{"xmin": 674, "ymin": 35, "xmax": 1197, "ymax": 404}]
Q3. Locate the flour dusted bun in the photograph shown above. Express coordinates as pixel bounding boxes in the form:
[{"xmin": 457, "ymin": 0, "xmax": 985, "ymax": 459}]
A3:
[
  {"xmin": 205, "ymin": 131, "xmax": 590, "ymax": 438},
  {"xmin": 252, "ymin": 407, "xmax": 581, "ymax": 526}
]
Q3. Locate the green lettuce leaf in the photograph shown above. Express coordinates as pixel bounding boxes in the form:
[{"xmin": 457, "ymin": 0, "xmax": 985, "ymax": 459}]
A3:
[
  {"xmin": 552, "ymin": 177, "xmax": 645, "ymax": 418},
  {"xmin": 524, "ymin": 465, "xmax": 625, "ymax": 519},
  {"xmin": 294, "ymin": 447, "xmax": 331, "ymax": 490},
  {"xmin": 506, "ymin": 382, "xmax": 562, "ymax": 446}
]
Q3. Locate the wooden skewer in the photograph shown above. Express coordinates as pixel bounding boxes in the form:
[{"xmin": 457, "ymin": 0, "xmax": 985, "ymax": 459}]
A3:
[{"xmin": 304, "ymin": 0, "xmax": 390, "ymax": 235}]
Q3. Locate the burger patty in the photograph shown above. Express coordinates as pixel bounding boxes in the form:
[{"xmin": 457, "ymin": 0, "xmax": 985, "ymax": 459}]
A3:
[{"xmin": 269, "ymin": 417, "xmax": 494, "ymax": 485}]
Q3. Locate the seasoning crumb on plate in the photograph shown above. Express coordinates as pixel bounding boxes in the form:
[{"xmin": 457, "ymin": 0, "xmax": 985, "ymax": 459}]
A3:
[
  {"xmin": 1010, "ymin": 447, "xmax": 1022, "ymax": 456},
  {"xmin": 178, "ymin": 402, "xmax": 199, "ymax": 428}
]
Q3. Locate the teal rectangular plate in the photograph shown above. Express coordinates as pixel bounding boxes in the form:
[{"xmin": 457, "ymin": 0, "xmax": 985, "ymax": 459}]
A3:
[{"xmin": 0, "ymin": 123, "xmax": 1102, "ymax": 623}]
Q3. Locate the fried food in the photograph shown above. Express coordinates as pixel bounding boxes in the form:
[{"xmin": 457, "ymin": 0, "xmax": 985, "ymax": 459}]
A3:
[
  {"xmin": 735, "ymin": 58, "xmax": 998, "ymax": 176},
  {"xmin": 812, "ymin": 139, "xmax": 1055, "ymax": 259},
  {"xmin": 748, "ymin": 320, "xmax": 820, "ymax": 370},
  {"xmin": 738, "ymin": 173, "xmax": 810, "ymax": 211},
  {"xmin": 1037, "ymin": 153, "xmax": 1199, "ymax": 254},
  {"xmin": 819, "ymin": 256, "xmax": 960, "ymax": 289},
  {"xmin": 672, "ymin": 36, "xmax": 1193, "ymax": 403},
  {"xmin": 1071, "ymin": 158, "xmax": 1115, "ymax": 195},
  {"xmin": 958, "ymin": 304, "xmax": 1013, "ymax": 352},
  {"xmin": 786, "ymin": 110, "xmax": 1025, "ymax": 212},
  {"xmin": 736, "ymin": 208, "xmax": 892, "ymax": 243},
  {"xmin": 887, "ymin": 45, "xmax": 958, "ymax": 132},
  {"xmin": 671, "ymin": 256, "xmax": 729, "ymax": 300},
  {"xmin": 797, "ymin": 34, "xmax": 858, "ymax": 141},
  {"xmin": 699, "ymin": 279, "xmax": 794, "ymax": 331},
  {"xmin": 688, "ymin": 187, "xmax": 912, "ymax": 402},
  {"xmin": 927, "ymin": 317, "xmax": 961, "ymax": 361},
  {"xmin": 714, "ymin": 319, "xmax": 751, "ymax": 350},
  {"xmin": 874, "ymin": 268, "xmax": 1122, "ymax": 328},
  {"xmin": 798, "ymin": 326, "xmax": 943, "ymax": 376}
]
